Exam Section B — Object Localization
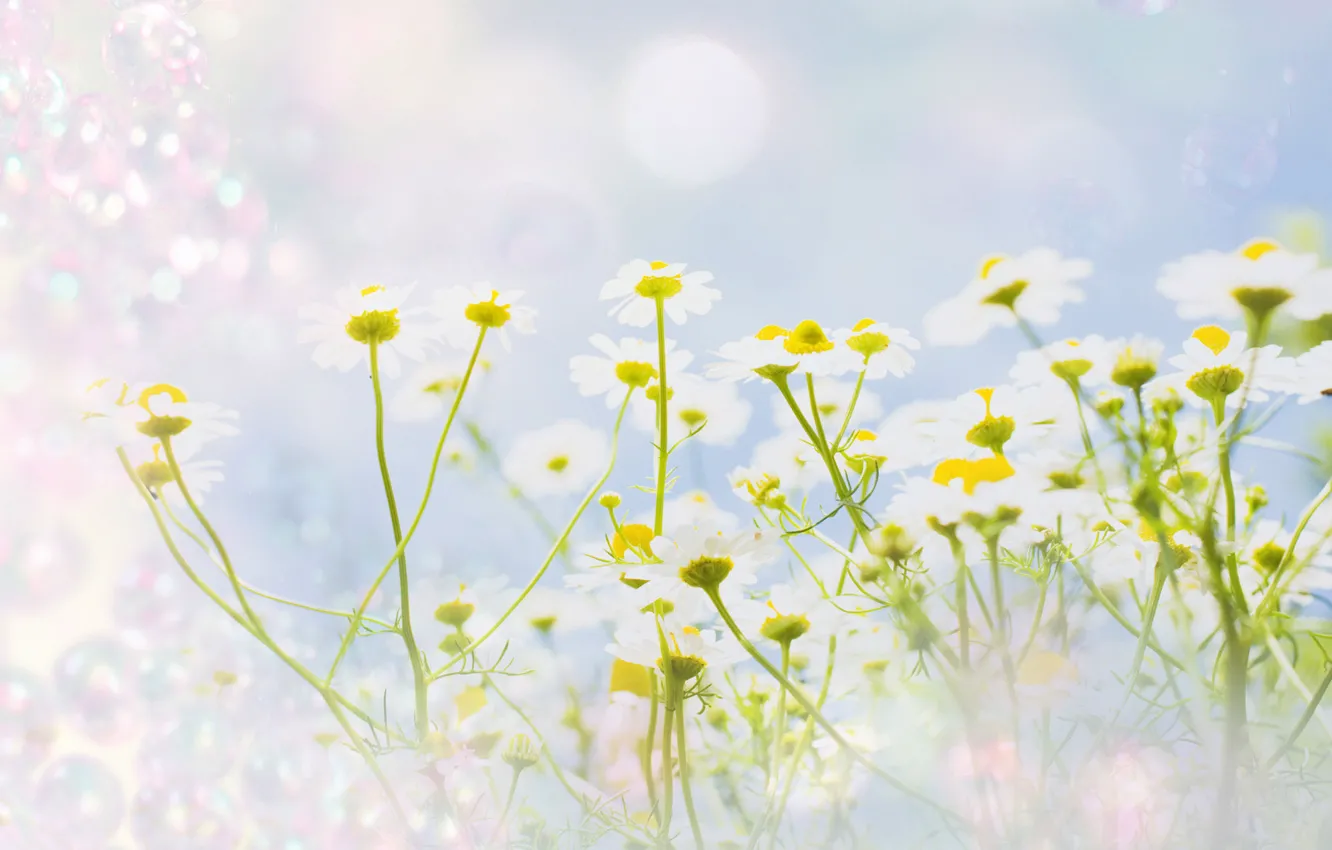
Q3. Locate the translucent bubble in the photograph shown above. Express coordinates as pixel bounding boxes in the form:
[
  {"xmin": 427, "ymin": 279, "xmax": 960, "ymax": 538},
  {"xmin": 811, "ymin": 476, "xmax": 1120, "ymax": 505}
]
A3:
[
  {"xmin": 31, "ymin": 756, "xmax": 125, "ymax": 844},
  {"xmin": 0, "ymin": 667, "xmax": 56, "ymax": 783},
  {"xmin": 125, "ymin": 99, "xmax": 229, "ymax": 200},
  {"xmin": 0, "ymin": 57, "xmax": 62, "ymax": 148},
  {"xmin": 103, "ymin": 4, "xmax": 206, "ymax": 102},
  {"xmin": 128, "ymin": 782, "xmax": 242, "ymax": 849},
  {"xmin": 241, "ymin": 730, "xmax": 346, "ymax": 820},
  {"xmin": 0, "ymin": 530, "xmax": 86, "ymax": 608},
  {"xmin": 112, "ymin": 560, "xmax": 194, "ymax": 636},
  {"xmin": 133, "ymin": 646, "xmax": 193, "ymax": 716},
  {"xmin": 43, "ymin": 93, "xmax": 127, "ymax": 199},
  {"xmin": 0, "ymin": 0, "xmax": 54, "ymax": 58},
  {"xmin": 136, "ymin": 705, "xmax": 238, "ymax": 784},
  {"xmin": 1097, "ymin": 0, "xmax": 1176, "ymax": 12},
  {"xmin": 51, "ymin": 636, "xmax": 140, "ymax": 742},
  {"xmin": 1182, "ymin": 118, "xmax": 1279, "ymax": 202}
]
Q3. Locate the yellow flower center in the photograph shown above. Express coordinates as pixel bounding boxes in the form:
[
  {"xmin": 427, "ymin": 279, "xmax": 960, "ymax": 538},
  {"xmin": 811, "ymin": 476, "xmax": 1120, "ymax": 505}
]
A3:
[
  {"xmin": 931, "ymin": 455, "xmax": 1016, "ymax": 495},
  {"xmin": 546, "ymin": 455, "xmax": 570, "ymax": 473},
  {"xmin": 679, "ymin": 408, "xmax": 707, "ymax": 428},
  {"xmin": 782, "ymin": 320, "xmax": 834, "ymax": 355},
  {"xmin": 614, "ymin": 360, "xmax": 657, "ymax": 387},
  {"xmin": 360, "ymin": 284, "xmax": 386, "ymax": 296},
  {"xmin": 679, "ymin": 555, "xmax": 734, "ymax": 589},
  {"xmin": 611, "ymin": 523, "xmax": 655, "ymax": 559},
  {"xmin": 755, "ymin": 324, "xmax": 789, "ymax": 341},
  {"xmin": 464, "ymin": 290, "xmax": 512, "ymax": 328},
  {"xmin": 978, "ymin": 256, "xmax": 1007, "ymax": 279},
  {"xmin": 1191, "ymin": 325, "xmax": 1231, "ymax": 356},
  {"xmin": 135, "ymin": 383, "xmax": 193, "ymax": 438},
  {"xmin": 760, "ymin": 601, "xmax": 811, "ymax": 644},
  {"xmin": 634, "ymin": 261, "xmax": 683, "ymax": 299},
  {"xmin": 138, "ymin": 383, "xmax": 188, "ymax": 412},
  {"xmin": 1238, "ymin": 239, "xmax": 1281, "ymax": 260}
]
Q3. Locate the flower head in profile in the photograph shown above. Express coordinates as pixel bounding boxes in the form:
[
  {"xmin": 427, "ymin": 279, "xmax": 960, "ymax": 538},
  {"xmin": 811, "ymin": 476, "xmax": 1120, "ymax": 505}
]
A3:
[
  {"xmin": 432, "ymin": 284, "xmax": 536, "ymax": 351},
  {"xmin": 1155, "ymin": 325, "xmax": 1295, "ymax": 409},
  {"xmin": 298, "ymin": 283, "xmax": 439, "ymax": 377},
  {"xmin": 608, "ymin": 622, "xmax": 740, "ymax": 683},
  {"xmin": 924, "ymin": 249, "xmax": 1093, "ymax": 346},
  {"xmin": 708, "ymin": 321, "xmax": 857, "ymax": 382},
  {"xmin": 834, "ymin": 319, "xmax": 920, "ymax": 379},
  {"xmin": 502, "ymin": 420, "xmax": 609, "ymax": 498},
  {"xmin": 1009, "ymin": 336, "xmax": 1113, "ymax": 388},
  {"xmin": 601, "ymin": 259, "xmax": 719, "ymax": 327},
  {"xmin": 569, "ymin": 335, "xmax": 692, "ymax": 407},
  {"xmin": 1157, "ymin": 239, "xmax": 1331, "ymax": 326},
  {"xmin": 625, "ymin": 525, "xmax": 777, "ymax": 601},
  {"xmin": 112, "ymin": 382, "xmax": 239, "ymax": 459},
  {"xmin": 133, "ymin": 443, "xmax": 225, "ymax": 506}
]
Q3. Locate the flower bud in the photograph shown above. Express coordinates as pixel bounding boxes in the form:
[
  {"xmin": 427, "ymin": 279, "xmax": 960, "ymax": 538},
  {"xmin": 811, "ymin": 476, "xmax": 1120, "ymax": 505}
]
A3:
[
  {"xmin": 598, "ymin": 491, "xmax": 622, "ymax": 509},
  {"xmin": 502, "ymin": 734, "xmax": 540, "ymax": 772}
]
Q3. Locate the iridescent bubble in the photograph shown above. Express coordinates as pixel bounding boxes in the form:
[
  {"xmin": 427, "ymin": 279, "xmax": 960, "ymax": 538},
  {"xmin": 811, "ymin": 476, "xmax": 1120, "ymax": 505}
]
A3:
[
  {"xmin": 51, "ymin": 636, "xmax": 140, "ymax": 742},
  {"xmin": 133, "ymin": 646, "xmax": 193, "ymax": 716},
  {"xmin": 128, "ymin": 782, "xmax": 242, "ymax": 850},
  {"xmin": 112, "ymin": 560, "xmax": 194, "ymax": 636},
  {"xmin": 1182, "ymin": 118, "xmax": 1279, "ymax": 202},
  {"xmin": 1097, "ymin": 0, "xmax": 1176, "ymax": 13},
  {"xmin": 0, "ymin": 530, "xmax": 86, "ymax": 607},
  {"xmin": 241, "ymin": 730, "xmax": 345, "ymax": 820},
  {"xmin": 31, "ymin": 756, "xmax": 125, "ymax": 844},
  {"xmin": 0, "ymin": 57, "xmax": 62, "ymax": 148},
  {"xmin": 103, "ymin": 4, "xmax": 206, "ymax": 102},
  {"xmin": 136, "ymin": 705, "xmax": 238, "ymax": 784},
  {"xmin": 246, "ymin": 819, "xmax": 330, "ymax": 850},
  {"xmin": 43, "ymin": 93, "xmax": 127, "ymax": 199},
  {"xmin": 0, "ymin": 667, "xmax": 55, "ymax": 784},
  {"xmin": 0, "ymin": 0, "xmax": 54, "ymax": 58}
]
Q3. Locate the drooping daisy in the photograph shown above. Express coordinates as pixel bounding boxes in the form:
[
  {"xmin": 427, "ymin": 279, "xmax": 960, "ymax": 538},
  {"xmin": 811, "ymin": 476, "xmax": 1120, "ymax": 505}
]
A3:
[
  {"xmin": 1156, "ymin": 239, "xmax": 1332, "ymax": 325},
  {"xmin": 833, "ymin": 319, "xmax": 920, "ymax": 379},
  {"xmin": 769, "ymin": 376, "xmax": 882, "ymax": 435},
  {"xmin": 1288, "ymin": 341, "xmax": 1332, "ymax": 403},
  {"xmin": 600, "ymin": 259, "xmax": 720, "ymax": 327},
  {"xmin": 432, "ymin": 284, "xmax": 536, "ymax": 350},
  {"xmin": 569, "ymin": 335, "xmax": 691, "ymax": 407},
  {"xmin": 1009, "ymin": 336, "xmax": 1113, "ymax": 389},
  {"xmin": 625, "ymin": 525, "xmax": 778, "ymax": 600},
  {"xmin": 298, "ymin": 283, "xmax": 439, "ymax": 378},
  {"xmin": 708, "ymin": 321, "xmax": 860, "ymax": 382},
  {"xmin": 112, "ymin": 382, "xmax": 239, "ymax": 459},
  {"xmin": 1153, "ymin": 325, "xmax": 1296, "ymax": 410},
  {"xmin": 924, "ymin": 249, "xmax": 1093, "ymax": 346},
  {"xmin": 630, "ymin": 373, "xmax": 751, "ymax": 445},
  {"xmin": 501, "ymin": 420, "xmax": 609, "ymax": 498},
  {"xmin": 391, "ymin": 359, "xmax": 487, "ymax": 422}
]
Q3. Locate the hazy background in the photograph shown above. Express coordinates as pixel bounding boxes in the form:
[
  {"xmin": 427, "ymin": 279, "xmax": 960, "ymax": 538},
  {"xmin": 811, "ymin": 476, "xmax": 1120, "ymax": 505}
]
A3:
[{"xmin": 3, "ymin": 0, "xmax": 1332, "ymax": 844}]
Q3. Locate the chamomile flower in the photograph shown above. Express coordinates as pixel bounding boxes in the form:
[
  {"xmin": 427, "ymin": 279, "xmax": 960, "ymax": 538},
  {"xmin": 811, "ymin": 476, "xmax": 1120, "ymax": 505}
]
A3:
[
  {"xmin": 708, "ymin": 321, "xmax": 858, "ymax": 382},
  {"xmin": 608, "ymin": 623, "xmax": 741, "ymax": 682},
  {"xmin": 298, "ymin": 283, "xmax": 438, "ymax": 378},
  {"xmin": 662, "ymin": 491, "xmax": 741, "ymax": 533},
  {"xmin": 132, "ymin": 443, "xmax": 225, "ymax": 506},
  {"xmin": 501, "ymin": 420, "xmax": 609, "ymax": 498},
  {"xmin": 886, "ymin": 455, "xmax": 1047, "ymax": 548},
  {"xmin": 1155, "ymin": 325, "xmax": 1295, "ymax": 409},
  {"xmin": 1009, "ymin": 336, "xmax": 1113, "ymax": 388},
  {"xmin": 432, "ymin": 284, "xmax": 536, "ymax": 350},
  {"xmin": 626, "ymin": 525, "xmax": 778, "ymax": 600},
  {"xmin": 600, "ymin": 259, "xmax": 720, "ymax": 327},
  {"xmin": 733, "ymin": 583, "xmax": 857, "ymax": 647},
  {"xmin": 1108, "ymin": 336, "xmax": 1166, "ymax": 390},
  {"xmin": 1157, "ymin": 239, "xmax": 1332, "ymax": 324},
  {"xmin": 391, "ymin": 359, "xmax": 486, "ymax": 422},
  {"xmin": 1288, "ymin": 341, "xmax": 1332, "ymax": 403},
  {"xmin": 570, "ymin": 335, "xmax": 691, "ymax": 407},
  {"xmin": 917, "ymin": 386, "xmax": 1064, "ymax": 459},
  {"xmin": 749, "ymin": 432, "xmax": 827, "ymax": 493},
  {"xmin": 924, "ymin": 249, "xmax": 1093, "ymax": 346},
  {"xmin": 112, "ymin": 382, "xmax": 239, "ymax": 459},
  {"xmin": 631, "ymin": 373, "xmax": 752, "ymax": 445},
  {"xmin": 834, "ymin": 320, "xmax": 920, "ymax": 379}
]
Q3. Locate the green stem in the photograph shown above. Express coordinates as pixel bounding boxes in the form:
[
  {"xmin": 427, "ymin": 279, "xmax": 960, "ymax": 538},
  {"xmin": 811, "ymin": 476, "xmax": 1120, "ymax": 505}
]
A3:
[
  {"xmin": 323, "ymin": 693, "xmax": 412, "ymax": 834},
  {"xmin": 1256, "ymin": 475, "xmax": 1332, "ymax": 616},
  {"xmin": 831, "ymin": 370, "xmax": 866, "ymax": 450},
  {"xmin": 1016, "ymin": 568, "xmax": 1050, "ymax": 667},
  {"xmin": 1265, "ymin": 664, "xmax": 1332, "ymax": 770},
  {"xmin": 1264, "ymin": 633, "xmax": 1332, "ymax": 740},
  {"xmin": 765, "ymin": 636, "xmax": 837, "ymax": 850},
  {"xmin": 434, "ymin": 390, "xmax": 633, "ymax": 679},
  {"xmin": 706, "ymin": 587, "xmax": 964, "ymax": 826},
  {"xmin": 1067, "ymin": 557, "xmax": 1188, "ymax": 672},
  {"xmin": 676, "ymin": 702, "xmax": 705, "ymax": 850},
  {"xmin": 327, "ymin": 328, "xmax": 487, "ymax": 685},
  {"xmin": 645, "ymin": 675, "xmax": 659, "ymax": 820},
  {"xmin": 1110, "ymin": 552, "xmax": 1169, "ymax": 724},
  {"xmin": 660, "ymin": 682, "xmax": 676, "ymax": 846},
  {"xmin": 769, "ymin": 642, "xmax": 792, "ymax": 792},
  {"xmin": 654, "ymin": 296, "xmax": 670, "ymax": 536},
  {"xmin": 772, "ymin": 374, "xmax": 869, "ymax": 538},
  {"xmin": 160, "ymin": 438, "xmax": 265, "ymax": 632},
  {"xmin": 496, "ymin": 769, "xmax": 521, "ymax": 841},
  {"xmin": 367, "ymin": 339, "xmax": 428, "ymax": 739},
  {"xmin": 987, "ymin": 537, "xmax": 1021, "ymax": 745},
  {"xmin": 951, "ymin": 537, "xmax": 971, "ymax": 669},
  {"xmin": 1213, "ymin": 398, "xmax": 1247, "ymax": 615}
]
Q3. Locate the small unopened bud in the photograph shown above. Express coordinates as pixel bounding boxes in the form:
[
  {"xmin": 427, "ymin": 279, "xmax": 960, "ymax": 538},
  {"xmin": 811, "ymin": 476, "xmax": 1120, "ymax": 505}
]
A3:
[
  {"xmin": 598, "ymin": 491, "xmax": 622, "ymax": 509},
  {"xmin": 1094, "ymin": 392, "xmax": 1125, "ymax": 418},
  {"xmin": 434, "ymin": 599, "xmax": 475, "ymax": 628},
  {"xmin": 759, "ymin": 612, "xmax": 810, "ymax": 645},
  {"xmin": 502, "ymin": 734, "xmax": 540, "ymax": 772}
]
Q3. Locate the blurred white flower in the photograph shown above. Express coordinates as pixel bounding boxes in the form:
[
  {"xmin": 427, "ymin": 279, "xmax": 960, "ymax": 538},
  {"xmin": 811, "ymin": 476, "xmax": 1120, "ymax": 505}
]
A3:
[
  {"xmin": 1009, "ymin": 335, "xmax": 1113, "ymax": 388},
  {"xmin": 1288, "ymin": 340, "xmax": 1332, "ymax": 403},
  {"xmin": 391, "ymin": 359, "xmax": 485, "ymax": 421},
  {"xmin": 1152, "ymin": 325, "xmax": 1295, "ymax": 409},
  {"xmin": 626, "ymin": 525, "xmax": 778, "ymax": 601},
  {"xmin": 924, "ymin": 249, "xmax": 1093, "ymax": 346},
  {"xmin": 709, "ymin": 321, "xmax": 861, "ymax": 382},
  {"xmin": 502, "ymin": 420, "xmax": 609, "ymax": 497},
  {"xmin": 832, "ymin": 319, "xmax": 919, "ymax": 379},
  {"xmin": 109, "ymin": 382, "xmax": 239, "ymax": 460},
  {"xmin": 569, "ymin": 334, "xmax": 691, "ymax": 406},
  {"xmin": 431, "ymin": 284, "xmax": 536, "ymax": 350},
  {"xmin": 749, "ymin": 431, "xmax": 826, "ymax": 493},
  {"xmin": 631, "ymin": 373, "xmax": 751, "ymax": 445},
  {"xmin": 600, "ymin": 259, "xmax": 719, "ymax": 327},
  {"xmin": 298, "ymin": 283, "xmax": 438, "ymax": 377},
  {"xmin": 1157, "ymin": 239, "xmax": 1331, "ymax": 323}
]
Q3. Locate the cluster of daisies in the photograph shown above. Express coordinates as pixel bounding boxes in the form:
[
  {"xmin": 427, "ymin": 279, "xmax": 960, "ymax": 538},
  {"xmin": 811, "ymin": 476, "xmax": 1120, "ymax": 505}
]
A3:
[{"xmin": 95, "ymin": 238, "xmax": 1332, "ymax": 849}]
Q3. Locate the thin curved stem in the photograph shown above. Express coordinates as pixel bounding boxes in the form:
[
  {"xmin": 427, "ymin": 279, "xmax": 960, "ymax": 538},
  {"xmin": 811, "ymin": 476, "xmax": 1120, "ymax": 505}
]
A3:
[
  {"xmin": 676, "ymin": 701, "xmax": 705, "ymax": 850},
  {"xmin": 326, "ymin": 327, "xmax": 487, "ymax": 686},
  {"xmin": 653, "ymin": 296, "xmax": 670, "ymax": 536},
  {"xmin": 1257, "ymin": 475, "xmax": 1332, "ymax": 616}
]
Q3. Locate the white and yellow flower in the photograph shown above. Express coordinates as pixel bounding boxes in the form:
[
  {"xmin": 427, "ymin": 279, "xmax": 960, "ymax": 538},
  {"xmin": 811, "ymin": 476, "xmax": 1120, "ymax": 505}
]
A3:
[
  {"xmin": 748, "ymin": 431, "xmax": 827, "ymax": 493},
  {"xmin": 833, "ymin": 319, "xmax": 919, "ymax": 379},
  {"xmin": 1157, "ymin": 239, "xmax": 1332, "ymax": 324},
  {"xmin": 625, "ymin": 525, "xmax": 778, "ymax": 600},
  {"xmin": 600, "ymin": 259, "xmax": 719, "ymax": 327},
  {"xmin": 432, "ymin": 284, "xmax": 536, "ymax": 350},
  {"xmin": 1009, "ymin": 336, "xmax": 1113, "ymax": 388},
  {"xmin": 1154, "ymin": 325, "xmax": 1295, "ymax": 409},
  {"xmin": 111, "ymin": 382, "xmax": 239, "ymax": 459},
  {"xmin": 132, "ymin": 442, "xmax": 225, "ymax": 506},
  {"xmin": 608, "ymin": 622, "xmax": 741, "ymax": 680},
  {"xmin": 924, "ymin": 249, "xmax": 1093, "ymax": 346},
  {"xmin": 570, "ymin": 334, "xmax": 691, "ymax": 407},
  {"xmin": 631, "ymin": 373, "xmax": 752, "ymax": 446},
  {"xmin": 501, "ymin": 420, "xmax": 609, "ymax": 498},
  {"xmin": 708, "ymin": 321, "xmax": 858, "ymax": 382},
  {"xmin": 298, "ymin": 283, "xmax": 438, "ymax": 377},
  {"xmin": 1289, "ymin": 341, "xmax": 1332, "ymax": 404},
  {"xmin": 732, "ymin": 583, "xmax": 856, "ymax": 647},
  {"xmin": 391, "ymin": 359, "xmax": 486, "ymax": 422},
  {"xmin": 662, "ymin": 490, "xmax": 742, "ymax": 533}
]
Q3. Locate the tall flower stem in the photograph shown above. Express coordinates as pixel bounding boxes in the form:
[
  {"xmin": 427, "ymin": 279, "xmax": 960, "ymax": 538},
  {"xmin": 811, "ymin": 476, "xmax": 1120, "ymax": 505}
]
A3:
[
  {"xmin": 676, "ymin": 698, "xmax": 706, "ymax": 850},
  {"xmin": 327, "ymin": 328, "xmax": 487, "ymax": 685},
  {"xmin": 645, "ymin": 676, "xmax": 660, "ymax": 822},
  {"xmin": 769, "ymin": 641, "xmax": 792, "ymax": 793},
  {"xmin": 659, "ymin": 679, "xmax": 676, "ymax": 846},
  {"xmin": 368, "ymin": 338, "xmax": 428, "ymax": 739},
  {"xmin": 1256, "ymin": 475, "xmax": 1332, "ymax": 616},
  {"xmin": 653, "ymin": 296, "xmax": 670, "ymax": 536},
  {"xmin": 951, "ymin": 536, "xmax": 971, "ymax": 669}
]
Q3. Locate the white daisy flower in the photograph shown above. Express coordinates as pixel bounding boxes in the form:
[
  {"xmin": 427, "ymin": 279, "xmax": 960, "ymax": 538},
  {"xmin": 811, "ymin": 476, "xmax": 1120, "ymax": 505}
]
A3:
[
  {"xmin": 607, "ymin": 622, "xmax": 741, "ymax": 679},
  {"xmin": 924, "ymin": 249, "xmax": 1093, "ymax": 346},
  {"xmin": 770, "ymin": 376, "xmax": 882, "ymax": 436},
  {"xmin": 600, "ymin": 259, "xmax": 720, "ymax": 327},
  {"xmin": 833, "ymin": 319, "xmax": 920, "ymax": 379},
  {"xmin": 625, "ymin": 525, "xmax": 778, "ymax": 601},
  {"xmin": 885, "ymin": 455, "xmax": 1047, "ymax": 549},
  {"xmin": 732, "ymin": 583, "xmax": 857, "ymax": 647},
  {"xmin": 708, "ymin": 321, "xmax": 860, "ymax": 382},
  {"xmin": 1157, "ymin": 239, "xmax": 1332, "ymax": 324},
  {"xmin": 749, "ymin": 431, "xmax": 826, "ymax": 493},
  {"xmin": 391, "ymin": 359, "xmax": 487, "ymax": 422},
  {"xmin": 132, "ymin": 443, "xmax": 225, "ymax": 507},
  {"xmin": 629, "ymin": 373, "xmax": 751, "ymax": 446},
  {"xmin": 662, "ymin": 491, "xmax": 741, "ymax": 534},
  {"xmin": 1288, "ymin": 341, "xmax": 1332, "ymax": 403},
  {"xmin": 1153, "ymin": 325, "xmax": 1296, "ymax": 409},
  {"xmin": 501, "ymin": 420, "xmax": 609, "ymax": 498},
  {"xmin": 298, "ymin": 283, "xmax": 439, "ymax": 378},
  {"xmin": 569, "ymin": 335, "xmax": 691, "ymax": 407},
  {"xmin": 111, "ymin": 382, "xmax": 239, "ymax": 460},
  {"xmin": 431, "ymin": 284, "xmax": 536, "ymax": 350},
  {"xmin": 916, "ymin": 386, "xmax": 1067, "ymax": 459},
  {"xmin": 1009, "ymin": 336, "xmax": 1114, "ymax": 388}
]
